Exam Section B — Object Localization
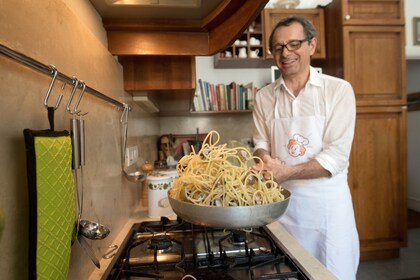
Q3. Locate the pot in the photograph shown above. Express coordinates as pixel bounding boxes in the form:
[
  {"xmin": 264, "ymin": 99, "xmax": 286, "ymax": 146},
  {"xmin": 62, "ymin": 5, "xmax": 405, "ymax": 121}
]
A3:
[{"xmin": 168, "ymin": 188, "xmax": 291, "ymax": 229}]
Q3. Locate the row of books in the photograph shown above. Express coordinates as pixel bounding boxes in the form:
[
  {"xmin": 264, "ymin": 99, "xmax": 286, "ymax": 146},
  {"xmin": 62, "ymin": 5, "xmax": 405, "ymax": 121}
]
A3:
[{"xmin": 192, "ymin": 79, "xmax": 258, "ymax": 112}]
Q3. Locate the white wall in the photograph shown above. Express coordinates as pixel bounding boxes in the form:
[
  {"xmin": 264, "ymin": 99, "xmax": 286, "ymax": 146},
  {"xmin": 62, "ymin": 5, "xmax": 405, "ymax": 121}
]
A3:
[
  {"xmin": 405, "ymin": 0, "xmax": 420, "ymax": 212},
  {"xmin": 195, "ymin": 56, "xmax": 273, "ymax": 88},
  {"xmin": 405, "ymin": 0, "xmax": 420, "ymax": 59}
]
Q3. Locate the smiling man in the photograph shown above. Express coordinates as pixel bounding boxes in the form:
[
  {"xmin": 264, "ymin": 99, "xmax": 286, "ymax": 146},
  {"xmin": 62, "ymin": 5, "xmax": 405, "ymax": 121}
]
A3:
[{"xmin": 252, "ymin": 16, "xmax": 360, "ymax": 280}]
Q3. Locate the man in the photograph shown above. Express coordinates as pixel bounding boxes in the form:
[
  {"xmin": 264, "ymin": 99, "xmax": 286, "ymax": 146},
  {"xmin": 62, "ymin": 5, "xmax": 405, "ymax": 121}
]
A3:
[{"xmin": 252, "ymin": 15, "xmax": 359, "ymax": 280}]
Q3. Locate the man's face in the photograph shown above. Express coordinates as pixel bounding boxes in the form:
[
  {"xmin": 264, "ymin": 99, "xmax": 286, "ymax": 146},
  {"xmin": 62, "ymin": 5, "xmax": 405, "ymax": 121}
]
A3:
[{"xmin": 271, "ymin": 22, "xmax": 316, "ymax": 79}]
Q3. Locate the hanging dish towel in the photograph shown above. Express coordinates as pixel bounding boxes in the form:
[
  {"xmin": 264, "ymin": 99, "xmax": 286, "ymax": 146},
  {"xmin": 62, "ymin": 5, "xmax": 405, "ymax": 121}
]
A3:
[{"xmin": 24, "ymin": 108, "xmax": 75, "ymax": 280}]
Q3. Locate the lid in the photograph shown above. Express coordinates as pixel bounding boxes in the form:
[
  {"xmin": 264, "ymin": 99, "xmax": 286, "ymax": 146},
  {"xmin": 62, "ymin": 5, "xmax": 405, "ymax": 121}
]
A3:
[
  {"xmin": 159, "ymin": 169, "xmax": 178, "ymax": 177},
  {"xmin": 146, "ymin": 172, "xmax": 171, "ymax": 181}
]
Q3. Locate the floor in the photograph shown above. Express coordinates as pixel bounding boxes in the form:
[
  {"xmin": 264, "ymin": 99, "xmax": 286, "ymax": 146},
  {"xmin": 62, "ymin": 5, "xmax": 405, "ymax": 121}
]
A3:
[{"xmin": 356, "ymin": 210, "xmax": 420, "ymax": 280}]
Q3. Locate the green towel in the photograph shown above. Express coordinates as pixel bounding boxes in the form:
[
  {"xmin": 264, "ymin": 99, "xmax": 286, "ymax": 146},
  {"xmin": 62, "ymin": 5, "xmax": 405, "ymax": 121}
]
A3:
[{"xmin": 24, "ymin": 129, "xmax": 76, "ymax": 280}]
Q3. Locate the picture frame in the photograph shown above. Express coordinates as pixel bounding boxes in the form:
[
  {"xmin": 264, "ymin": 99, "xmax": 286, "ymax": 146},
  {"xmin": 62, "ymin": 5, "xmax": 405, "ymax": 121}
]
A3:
[
  {"xmin": 414, "ymin": 17, "xmax": 420, "ymax": 45},
  {"xmin": 169, "ymin": 133, "xmax": 208, "ymax": 159}
]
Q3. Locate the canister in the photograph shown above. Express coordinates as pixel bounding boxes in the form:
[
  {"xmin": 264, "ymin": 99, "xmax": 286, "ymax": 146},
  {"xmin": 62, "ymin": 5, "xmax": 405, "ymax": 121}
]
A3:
[
  {"xmin": 159, "ymin": 169, "xmax": 179, "ymax": 186},
  {"xmin": 147, "ymin": 172, "xmax": 174, "ymax": 218}
]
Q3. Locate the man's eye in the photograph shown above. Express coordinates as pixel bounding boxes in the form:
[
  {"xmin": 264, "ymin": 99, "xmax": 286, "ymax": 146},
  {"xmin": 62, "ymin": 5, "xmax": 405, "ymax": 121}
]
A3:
[{"xmin": 288, "ymin": 42, "xmax": 300, "ymax": 48}]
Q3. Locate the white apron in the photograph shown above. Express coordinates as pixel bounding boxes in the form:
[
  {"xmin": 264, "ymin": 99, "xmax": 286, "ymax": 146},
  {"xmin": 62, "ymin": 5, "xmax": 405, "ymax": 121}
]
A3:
[{"xmin": 270, "ymin": 89, "xmax": 359, "ymax": 280}]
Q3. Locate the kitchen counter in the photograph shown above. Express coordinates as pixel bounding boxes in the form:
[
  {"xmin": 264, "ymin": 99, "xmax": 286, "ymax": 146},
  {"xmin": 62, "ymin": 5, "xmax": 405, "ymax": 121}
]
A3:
[{"xmin": 88, "ymin": 207, "xmax": 337, "ymax": 280}]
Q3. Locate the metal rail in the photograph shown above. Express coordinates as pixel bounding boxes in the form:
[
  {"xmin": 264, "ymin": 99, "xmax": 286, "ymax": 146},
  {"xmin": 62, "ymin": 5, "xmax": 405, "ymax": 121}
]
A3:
[{"xmin": 0, "ymin": 43, "xmax": 126, "ymax": 110}]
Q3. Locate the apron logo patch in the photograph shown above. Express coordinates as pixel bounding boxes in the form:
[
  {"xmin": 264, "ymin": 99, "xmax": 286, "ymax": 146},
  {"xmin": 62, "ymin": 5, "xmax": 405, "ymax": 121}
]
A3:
[{"xmin": 287, "ymin": 134, "xmax": 309, "ymax": 157}]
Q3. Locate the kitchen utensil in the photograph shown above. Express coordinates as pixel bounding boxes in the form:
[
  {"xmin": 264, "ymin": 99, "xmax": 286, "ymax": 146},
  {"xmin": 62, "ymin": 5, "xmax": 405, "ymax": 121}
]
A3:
[
  {"xmin": 67, "ymin": 83, "xmax": 111, "ymax": 243},
  {"xmin": 238, "ymin": 47, "xmax": 247, "ymax": 58},
  {"xmin": 250, "ymin": 49, "xmax": 260, "ymax": 58},
  {"xmin": 120, "ymin": 103, "xmax": 146, "ymax": 182},
  {"xmin": 77, "ymin": 232, "xmax": 100, "ymax": 268},
  {"xmin": 168, "ymin": 188, "xmax": 290, "ymax": 229},
  {"xmin": 79, "ymin": 219, "xmax": 110, "ymax": 240}
]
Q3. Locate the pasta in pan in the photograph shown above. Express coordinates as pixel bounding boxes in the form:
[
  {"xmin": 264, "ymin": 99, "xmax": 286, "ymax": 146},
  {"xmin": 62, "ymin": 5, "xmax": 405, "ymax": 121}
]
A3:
[{"xmin": 170, "ymin": 131, "xmax": 285, "ymax": 207}]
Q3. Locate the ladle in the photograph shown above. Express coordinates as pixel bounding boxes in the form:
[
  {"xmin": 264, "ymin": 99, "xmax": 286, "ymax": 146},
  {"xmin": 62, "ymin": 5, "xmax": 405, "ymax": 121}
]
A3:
[
  {"xmin": 120, "ymin": 103, "xmax": 146, "ymax": 182},
  {"xmin": 67, "ymin": 80, "xmax": 109, "ymax": 268},
  {"xmin": 79, "ymin": 219, "xmax": 110, "ymax": 240}
]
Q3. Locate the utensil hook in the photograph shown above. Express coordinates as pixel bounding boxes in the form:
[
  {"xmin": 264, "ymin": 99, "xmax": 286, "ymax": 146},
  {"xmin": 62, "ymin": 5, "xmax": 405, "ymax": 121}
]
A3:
[
  {"xmin": 74, "ymin": 81, "xmax": 87, "ymax": 116},
  {"xmin": 43, "ymin": 65, "xmax": 63, "ymax": 110},
  {"xmin": 66, "ymin": 77, "xmax": 79, "ymax": 115}
]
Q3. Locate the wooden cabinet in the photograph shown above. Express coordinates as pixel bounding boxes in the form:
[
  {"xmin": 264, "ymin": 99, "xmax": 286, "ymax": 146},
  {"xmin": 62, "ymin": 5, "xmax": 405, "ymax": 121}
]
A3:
[
  {"xmin": 214, "ymin": 13, "xmax": 275, "ymax": 68},
  {"xmin": 262, "ymin": 8, "xmax": 326, "ymax": 59},
  {"xmin": 118, "ymin": 55, "xmax": 196, "ymax": 114},
  {"xmin": 349, "ymin": 106, "xmax": 407, "ymax": 260},
  {"xmin": 214, "ymin": 8, "xmax": 326, "ymax": 68},
  {"xmin": 324, "ymin": 0, "xmax": 407, "ymax": 261},
  {"xmin": 343, "ymin": 25, "xmax": 406, "ymax": 106},
  {"xmin": 342, "ymin": 0, "xmax": 404, "ymax": 25}
]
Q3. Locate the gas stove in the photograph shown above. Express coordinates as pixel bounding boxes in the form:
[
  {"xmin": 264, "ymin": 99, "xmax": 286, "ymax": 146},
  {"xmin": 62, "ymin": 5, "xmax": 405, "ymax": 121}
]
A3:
[{"xmin": 102, "ymin": 217, "xmax": 309, "ymax": 280}]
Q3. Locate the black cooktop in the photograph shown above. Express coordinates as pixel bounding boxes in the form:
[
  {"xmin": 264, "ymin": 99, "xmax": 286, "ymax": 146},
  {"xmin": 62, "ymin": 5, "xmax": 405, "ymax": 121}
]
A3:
[{"xmin": 102, "ymin": 217, "xmax": 307, "ymax": 280}]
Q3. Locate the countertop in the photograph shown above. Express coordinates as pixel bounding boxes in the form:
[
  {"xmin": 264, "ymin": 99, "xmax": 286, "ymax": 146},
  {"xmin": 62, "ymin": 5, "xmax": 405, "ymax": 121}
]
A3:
[{"xmin": 88, "ymin": 207, "xmax": 337, "ymax": 280}]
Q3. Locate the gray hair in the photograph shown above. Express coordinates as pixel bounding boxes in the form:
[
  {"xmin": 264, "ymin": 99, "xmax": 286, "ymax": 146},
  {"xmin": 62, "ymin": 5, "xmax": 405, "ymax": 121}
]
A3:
[{"xmin": 268, "ymin": 15, "xmax": 317, "ymax": 51}]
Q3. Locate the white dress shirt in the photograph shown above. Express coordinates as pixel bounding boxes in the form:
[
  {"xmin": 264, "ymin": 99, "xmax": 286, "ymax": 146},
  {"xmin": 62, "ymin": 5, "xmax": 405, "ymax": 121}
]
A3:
[{"xmin": 253, "ymin": 66, "xmax": 356, "ymax": 176}]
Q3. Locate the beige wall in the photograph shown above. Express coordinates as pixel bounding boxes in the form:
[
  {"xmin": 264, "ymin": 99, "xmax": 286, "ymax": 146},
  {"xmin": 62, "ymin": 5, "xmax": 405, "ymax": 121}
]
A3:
[{"xmin": 0, "ymin": 0, "xmax": 158, "ymax": 279}]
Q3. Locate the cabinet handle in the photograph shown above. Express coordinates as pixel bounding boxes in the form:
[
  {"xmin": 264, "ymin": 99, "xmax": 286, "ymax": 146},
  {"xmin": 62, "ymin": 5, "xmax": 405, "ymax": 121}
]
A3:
[{"xmin": 344, "ymin": 14, "xmax": 351, "ymax": 20}]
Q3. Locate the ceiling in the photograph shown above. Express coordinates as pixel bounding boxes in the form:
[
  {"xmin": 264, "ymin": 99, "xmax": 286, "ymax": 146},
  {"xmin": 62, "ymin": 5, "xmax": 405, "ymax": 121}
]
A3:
[{"xmin": 88, "ymin": 0, "xmax": 226, "ymax": 21}]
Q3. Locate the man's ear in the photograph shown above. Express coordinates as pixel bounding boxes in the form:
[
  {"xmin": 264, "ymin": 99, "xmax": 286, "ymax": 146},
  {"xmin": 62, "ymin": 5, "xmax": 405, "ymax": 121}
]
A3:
[{"xmin": 309, "ymin": 37, "xmax": 317, "ymax": 56}]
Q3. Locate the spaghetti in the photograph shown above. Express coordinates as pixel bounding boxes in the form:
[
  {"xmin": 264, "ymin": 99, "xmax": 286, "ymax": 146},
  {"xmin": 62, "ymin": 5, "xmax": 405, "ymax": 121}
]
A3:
[{"xmin": 170, "ymin": 131, "xmax": 285, "ymax": 206}]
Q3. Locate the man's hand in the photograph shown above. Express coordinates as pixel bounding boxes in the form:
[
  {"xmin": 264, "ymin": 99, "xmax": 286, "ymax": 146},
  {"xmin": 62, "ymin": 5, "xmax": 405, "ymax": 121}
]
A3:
[{"xmin": 253, "ymin": 149, "xmax": 331, "ymax": 183}]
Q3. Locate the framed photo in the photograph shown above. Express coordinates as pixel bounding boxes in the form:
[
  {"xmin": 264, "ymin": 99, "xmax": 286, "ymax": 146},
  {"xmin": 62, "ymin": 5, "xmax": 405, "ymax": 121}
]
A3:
[
  {"xmin": 170, "ymin": 133, "xmax": 208, "ymax": 159},
  {"xmin": 414, "ymin": 17, "xmax": 420, "ymax": 45}
]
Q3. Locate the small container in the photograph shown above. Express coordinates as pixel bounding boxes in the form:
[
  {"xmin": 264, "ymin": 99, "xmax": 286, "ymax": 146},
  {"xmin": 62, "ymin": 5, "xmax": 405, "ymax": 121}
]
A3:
[
  {"xmin": 159, "ymin": 169, "xmax": 179, "ymax": 187},
  {"xmin": 147, "ymin": 172, "xmax": 175, "ymax": 218}
]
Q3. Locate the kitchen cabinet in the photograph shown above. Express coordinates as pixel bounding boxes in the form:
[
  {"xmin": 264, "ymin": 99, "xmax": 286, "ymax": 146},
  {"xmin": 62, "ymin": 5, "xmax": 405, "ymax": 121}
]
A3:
[
  {"xmin": 324, "ymin": 0, "xmax": 407, "ymax": 261},
  {"xmin": 342, "ymin": 0, "xmax": 404, "ymax": 26},
  {"xmin": 349, "ymin": 106, "xmax": 407, "ymax": 260},
  {"xmin": 214, "ymin": 8, "xmax": 326, "ymax": 68},
  {"xmin": 262, "ymin": 8, "xmax": 326, "ymax": 59},
  {"xmin": 118, "ymin": 55, "xmax": 196, "ymax": 114}
]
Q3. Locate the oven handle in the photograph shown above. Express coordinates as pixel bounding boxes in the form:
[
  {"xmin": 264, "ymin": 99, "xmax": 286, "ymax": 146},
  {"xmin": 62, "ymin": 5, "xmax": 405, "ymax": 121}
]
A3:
[{"xmin": 103, "ymin": 244, "xmax": 119, "ymax": 259}]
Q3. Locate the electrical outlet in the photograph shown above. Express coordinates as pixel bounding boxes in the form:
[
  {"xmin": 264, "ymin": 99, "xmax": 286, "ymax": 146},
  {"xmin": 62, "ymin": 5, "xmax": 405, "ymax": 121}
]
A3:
[{"xmin": 125, "ymin": 146, "xmax": 138, "ymax": 166}]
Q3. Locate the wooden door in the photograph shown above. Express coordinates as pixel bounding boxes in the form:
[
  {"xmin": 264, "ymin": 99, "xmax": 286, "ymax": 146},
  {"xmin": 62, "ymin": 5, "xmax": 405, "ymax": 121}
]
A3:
[
  {"xmin": 349, "ymin": 106, "xmax": 408, "ymax": 260},
  {"xmin": 343, "ymin": 25, "xmax": 406, "ymax": 106},
  {"xmin": 342, "ymin": 0, "xmax": 404, "ymax": 25}
]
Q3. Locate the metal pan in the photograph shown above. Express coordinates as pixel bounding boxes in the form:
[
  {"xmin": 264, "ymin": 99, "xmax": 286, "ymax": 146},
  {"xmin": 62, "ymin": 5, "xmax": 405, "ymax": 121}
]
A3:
[{"xmin": 168, "ymin": 188, "xmax": 291, "ymax": 229}]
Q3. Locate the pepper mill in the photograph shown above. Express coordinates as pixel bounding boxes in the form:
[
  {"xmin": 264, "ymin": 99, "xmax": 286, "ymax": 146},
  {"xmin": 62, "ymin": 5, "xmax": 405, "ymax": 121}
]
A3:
[{"xmin": 140, "ymin": 161, "xmax": 154, "ymax": 207}]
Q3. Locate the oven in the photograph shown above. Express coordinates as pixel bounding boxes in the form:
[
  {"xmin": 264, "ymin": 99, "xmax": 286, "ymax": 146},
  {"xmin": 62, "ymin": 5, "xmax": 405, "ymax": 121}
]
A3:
[{"xmin": 101, "ymin": 216, "xmax": 312, "ymax": 280}]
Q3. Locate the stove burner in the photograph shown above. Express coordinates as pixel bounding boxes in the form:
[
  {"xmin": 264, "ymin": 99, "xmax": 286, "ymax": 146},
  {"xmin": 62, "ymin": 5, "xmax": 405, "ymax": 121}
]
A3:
[
  {"xmin": 148, "ymin": 235, "xmax": 172, "ymax": 250},
  {"xmin": 231, "ymin": 230, "xmax": 246, "ymax": 245}
]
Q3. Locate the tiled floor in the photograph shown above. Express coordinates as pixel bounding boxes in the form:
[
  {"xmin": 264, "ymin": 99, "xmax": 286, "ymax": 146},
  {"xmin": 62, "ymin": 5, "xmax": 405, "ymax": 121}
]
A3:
[{"xmin": 356, "ymin": 210, "xmax": 420, "ymax": 280}]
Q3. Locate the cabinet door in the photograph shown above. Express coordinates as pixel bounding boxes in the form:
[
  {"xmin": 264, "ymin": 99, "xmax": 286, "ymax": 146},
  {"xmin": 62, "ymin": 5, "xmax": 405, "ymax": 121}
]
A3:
[
  {"xmin": 262, "ymin": 8, "xmax": 325, "ymax": 59},
  {"xmin": 342, "ymin": 0, "xmax": 404, "ymax": 25},
  {"xmin": 343, "ymin": 26, "xmax": 406, "ymax": 106},
  {"xmin": 349, "ymin": 106, "xmax": 407, "ymax": 260}
]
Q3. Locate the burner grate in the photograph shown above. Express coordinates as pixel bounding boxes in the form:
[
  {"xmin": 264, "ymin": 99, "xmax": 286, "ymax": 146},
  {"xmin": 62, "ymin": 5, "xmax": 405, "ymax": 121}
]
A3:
[{"xmin": 103, "ymin": 218, "xmax": 308, "ymax": 280}]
